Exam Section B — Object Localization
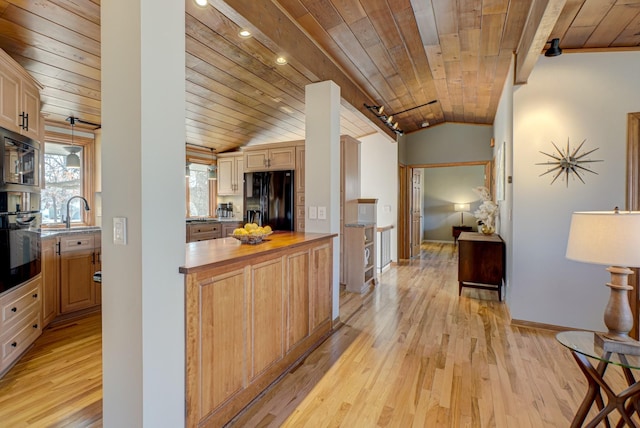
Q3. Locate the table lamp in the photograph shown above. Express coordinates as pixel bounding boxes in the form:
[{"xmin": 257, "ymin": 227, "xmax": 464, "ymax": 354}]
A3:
[
  {"xmin": 566, "ymin": 209, "xmax": 640, "ymax": 353},
  {"xmin": 454, "ymin": 203, "xmax": 470, "ymax": 225}
]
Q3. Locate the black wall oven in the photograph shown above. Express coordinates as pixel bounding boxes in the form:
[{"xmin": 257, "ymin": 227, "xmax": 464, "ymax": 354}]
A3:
[{"xmin": 0, "ymin": 127, "xmax": 41, "ymax": 294}]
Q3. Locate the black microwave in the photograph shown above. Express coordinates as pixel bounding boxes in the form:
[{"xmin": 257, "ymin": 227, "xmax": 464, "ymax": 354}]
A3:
[{"xmin": 0, "ymin": 126, "xmax": 40, "ymax": 193}]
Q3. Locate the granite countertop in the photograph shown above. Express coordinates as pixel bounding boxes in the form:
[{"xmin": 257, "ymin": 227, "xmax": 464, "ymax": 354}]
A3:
[{"xmin": 41, "ymin": 226, "xmax": 101, "ymax": 238}]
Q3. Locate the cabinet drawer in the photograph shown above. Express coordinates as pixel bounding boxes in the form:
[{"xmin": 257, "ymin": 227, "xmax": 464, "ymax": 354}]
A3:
[
  {"xmin": 60, "ymin": 235, "xmax": 95, "ymax": 253},
  {"xmin": 0, "ymin": 277, "xmax": 41, "ymax": 331},
  {"xmin": 190, "ymin": 223, "xmax": 220, "ymax": 234},
  {"xmin": 0, "ymin": 312, "xmax": 41, "ymax": 373}
]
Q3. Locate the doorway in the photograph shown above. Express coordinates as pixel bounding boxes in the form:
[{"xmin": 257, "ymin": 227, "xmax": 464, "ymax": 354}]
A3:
[{"xmin": 399, "ymin": 161, "xmax": 492, "ymax": 259}]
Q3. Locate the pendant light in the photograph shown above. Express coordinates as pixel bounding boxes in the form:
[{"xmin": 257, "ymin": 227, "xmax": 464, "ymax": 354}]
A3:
[
  {"xmin": 64, "ymin": 117, "xmax": 81, "ymax": 169},
  {"xmin": 208, "ymin": 148, "xmax": 217, "ymax": 180}
]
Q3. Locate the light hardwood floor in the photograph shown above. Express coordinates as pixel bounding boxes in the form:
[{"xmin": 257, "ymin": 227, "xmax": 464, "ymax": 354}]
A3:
[{"xmin": 0, "ymin": 242, "xmax": 634, "ymax": 426}]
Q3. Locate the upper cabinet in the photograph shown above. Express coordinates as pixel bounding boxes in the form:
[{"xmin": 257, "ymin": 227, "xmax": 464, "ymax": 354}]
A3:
[
  {"xmin": 244, "ymin": 145, "xmax": 296, "ymax": 172},
  {"xmin": 0, "ymin": 49, "xmax": 41, "ymax": 141},
  {"xmin": 217, "ymin": 153, "xmax": 244, "ymax": 196}
]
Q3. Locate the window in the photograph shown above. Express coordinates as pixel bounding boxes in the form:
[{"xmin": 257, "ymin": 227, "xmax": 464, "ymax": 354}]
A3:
[
  {"xmin": 186, "ymin": 163, "xmax": 215, "ymax": 217},
  {"xmin": 41, "ymin": 143, "xmax": 84, "ymax": 225},
  {"xmin": 40, "ymin": 128, "xmax": 94, "ymax": 227}
]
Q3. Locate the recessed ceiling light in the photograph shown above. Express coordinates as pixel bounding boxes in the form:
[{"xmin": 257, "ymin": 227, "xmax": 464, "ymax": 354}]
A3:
[
  {"xmin": 194, "ymin": 0, "xmax": 207, "ymax": 6},
  {"xmin": 238, "ymin": 29, "xmax": 252, "ymax": 38},
  {"xmin": 275, "ymin": 56, "xmax": 288, "ymax": 66},
  {"xmin": 421, "ymin": 121, "xmax": 430, "ymax": 128}
]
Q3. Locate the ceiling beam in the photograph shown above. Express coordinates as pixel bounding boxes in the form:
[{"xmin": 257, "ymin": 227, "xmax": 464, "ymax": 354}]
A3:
[
  {"xmin": 211, "ymin": 0, "xmax": 396, "ymax": 139},
  {"xmin": 514, "ymin": 0, "xmax": 567, "ymax": 84}
]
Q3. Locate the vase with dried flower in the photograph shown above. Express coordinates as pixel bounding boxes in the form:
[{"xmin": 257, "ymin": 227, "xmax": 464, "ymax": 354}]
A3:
[{"xmin": 473, "ymin": 186, "xmax": 498, "ymax": 235}]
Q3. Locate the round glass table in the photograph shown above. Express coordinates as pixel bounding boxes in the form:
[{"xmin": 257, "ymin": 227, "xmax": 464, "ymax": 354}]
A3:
[{"xmin": 557, "ymin": 331, "xmax": 640, "ymax": 427}]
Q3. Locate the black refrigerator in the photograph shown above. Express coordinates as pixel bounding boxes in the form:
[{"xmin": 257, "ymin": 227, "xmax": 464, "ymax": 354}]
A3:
[{"xmin": 243, "ymin": 170, "xmax": 294, "ymax": 231}]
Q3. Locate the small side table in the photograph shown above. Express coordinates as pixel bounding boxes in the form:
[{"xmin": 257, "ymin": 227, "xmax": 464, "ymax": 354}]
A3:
[
  {"xmin": 556, "ymin": 331, "xmax": 640, "ymax": 427},
  {"xmin": 452, "ymin": 225, "xmax": 473, "ymax": 243}
]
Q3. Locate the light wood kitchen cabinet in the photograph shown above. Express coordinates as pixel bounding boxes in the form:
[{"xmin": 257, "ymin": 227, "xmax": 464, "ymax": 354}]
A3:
[
  {"xmin": 0, "ymin": 275, "xmax": 42, "ymax": 377},
  {"xmin": 344, "ymin": 223, "xmax": 377, "ymax": 294},
  {"xmin": 340, "ymin": 135, "xmax": 361, "ymax": 284},
  {"xmin": 217, "ymin": 153, "xmax": 244, "ymax": 195},
  {"xmin": 243, "ymin": 145, "xmax": 296, "ymax": 172},
  {"xmin": 59, "ymin": 233, "xmax": 100, "ymax": 314},
  {"xmin": 221, "ymin": 221, "xmax": 242, "ymax": 237},
  {"xmin": 187, "ymin": 222, "xmax": 221, "ymax": 242},
  {"xmin": 250, "ymin": 258, "xmax": 284, "ymax": 379},
  {"xmin": 184, "ymin": 233, "xmax": 333, "ymax": 427},
  {"xmin": 0, "ymin": 48, "xmax": 41, "ymax": 140},
  {"xmin": 41, "ymin": 237, "xmax": 59, "ymax": 328}
]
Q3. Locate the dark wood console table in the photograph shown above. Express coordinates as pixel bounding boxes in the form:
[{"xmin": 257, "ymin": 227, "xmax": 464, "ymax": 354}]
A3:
[{"xmin": 457, "ymin": 232, "xmax": 505, "ymax": 301}]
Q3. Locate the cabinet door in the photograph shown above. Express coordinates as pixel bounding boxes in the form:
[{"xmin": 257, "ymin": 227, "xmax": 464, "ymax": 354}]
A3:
[
  {"xmin": 233, "ymin": 156, "xmax": 244, "ymax": 195},
  {"xmin": 244, "ymin": 150, "xmax": 269, "ymax": 172},
  {"xmin": 310, "ymin": 242, "xmax": 332, "ymax": 330},
  {"xmin": 217, "ymin": 157, "xmax": 235, "ymax": 195},
  {"xmin": 60, "ymin": 249, "xmax": 96, "ymax": 313},
  {"xmin": 20, "ymin": 79, "xmax": 40, "ymax": 140},
  {"xmin": 0, "ymin": 63, "xmax": 21, "ymax": 133},
  {"xmin": 196, "ymin": 268, "xmax": 246, "ymax": 415},
  {"xmin": 41, "ymin": 238, "xmax": 59, "ymax": 328},
  {"xmin": 287, "ymin": 250, "xmax": 309, "ymax": 351},
  {"xmin": 268, "ymin": 147, "xmax": 295, "ymax": 170},
  {"xmin": 94, "ymin": 233, "xmax": 101, "ymax": 305},
  {"xmin": 250, "ymin": 258, "xmax": 284, "ymax": 379}
]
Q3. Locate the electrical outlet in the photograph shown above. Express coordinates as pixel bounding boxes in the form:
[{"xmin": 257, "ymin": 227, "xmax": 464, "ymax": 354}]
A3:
[
  {"xmin": 318, "ymin": 206, "xmax": 326, "ymax": 220},
  {"xmin": 309, "ymin": 206, "xmax": 317, "ymax": 219},
  {"xmin": 113, "ymin": 217, "xmax": 127, "ymax": 245}
]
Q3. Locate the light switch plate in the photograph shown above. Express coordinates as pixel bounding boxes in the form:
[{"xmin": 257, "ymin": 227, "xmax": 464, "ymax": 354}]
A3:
[
  {"xmin": 309, "ymin": 206, "xmax": 317, "ymax": 219},
  {"xmin": 113, "ymin": 217, "xmax": 127, "ymax": 245},
  {"xmin": 318, "ymin": 206, "xmax": 327, "ymax": 220}
]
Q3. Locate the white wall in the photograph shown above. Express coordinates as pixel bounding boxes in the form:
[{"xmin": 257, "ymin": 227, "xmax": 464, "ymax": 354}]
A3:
[
  {"xmin": 102, "ymin": 1, "xmax": 185, "ymax": 426},
  {"xmin": 359, "ymin": 132, "xmax": 398, "ymax": 262},
  {"xmin": 511, "ymin": 51, "xmax": 640, "ymax": 329},
  {"xmin": 404, "ymin": 122, "xmax": 493, "ymax": 164},
  {"xmin": 493, "ymin": 55, "xmax": 514, "ymax": 301}
]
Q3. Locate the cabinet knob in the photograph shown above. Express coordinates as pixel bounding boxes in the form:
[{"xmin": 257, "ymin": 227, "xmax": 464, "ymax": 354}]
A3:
[
  {"xmin": 77, "ymin": 241, "xmax": 82, "ymax": 245},
  {"xmin": 32, "ymin": 293, "xmax": 38, "ymax": 299},
  {"xmin": 32, "ymin": 324, "xmax": 38, "ymax": 329},
  {"xmin": 11, "ymin": 307, "xmax": 17, "ymax": 312},
  {"xmin": 11, "ymin": 342, "xmax": 17, "ymax": 348}
]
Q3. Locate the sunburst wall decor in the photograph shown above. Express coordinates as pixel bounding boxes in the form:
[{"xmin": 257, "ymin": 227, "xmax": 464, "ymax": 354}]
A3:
[{"xmin": 536, "ymin": 138, "xmax": 603, "ymax": 187}]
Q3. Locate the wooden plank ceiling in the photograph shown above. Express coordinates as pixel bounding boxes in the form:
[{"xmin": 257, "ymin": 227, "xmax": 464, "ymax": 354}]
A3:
[{"xmin": 0, "ymin": 0, "xmax": 638, "ymax": 153}]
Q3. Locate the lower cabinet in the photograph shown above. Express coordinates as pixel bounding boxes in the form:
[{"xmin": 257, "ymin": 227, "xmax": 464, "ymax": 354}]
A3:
[
  {"xmin": 42, "ymin": 232, "xmax": 101, "ymax": 327},
  {"xmin": 41, "ymin": 237, "xmax": 59, "ymax": 327},
  {"xmin": 0, "ymin": 275, "xmax": 42, "ymax": 376},
  {"xmin": 221, "ymin": 221, "xmax": 242, "ymax": 237},
  {"xmin": 185, "ymin": 238, "xmax": 333, "ymax": 427}
]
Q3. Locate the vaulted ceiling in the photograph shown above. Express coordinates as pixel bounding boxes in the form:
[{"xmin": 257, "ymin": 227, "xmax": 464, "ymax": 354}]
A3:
[{"xmin": 0, "ymin": 0, "xmax": 639, "ymax": 153}]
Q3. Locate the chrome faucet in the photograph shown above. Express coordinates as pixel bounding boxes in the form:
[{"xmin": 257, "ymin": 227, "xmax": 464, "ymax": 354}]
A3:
[{"xmin": 65, "ymin": 196, "xmax": 90, "ymax": 228}]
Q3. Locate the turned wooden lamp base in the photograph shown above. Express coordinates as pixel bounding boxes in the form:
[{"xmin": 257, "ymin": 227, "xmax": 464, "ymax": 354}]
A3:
[{"xmin": 595, "ymin": 266, "xmax": 640, "ymax": 355}]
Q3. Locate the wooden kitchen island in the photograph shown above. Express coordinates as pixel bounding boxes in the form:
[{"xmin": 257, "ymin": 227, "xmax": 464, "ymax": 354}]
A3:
[{"xmin": 180, "ymin": 232, "xmax": 336, "ymax": 428}]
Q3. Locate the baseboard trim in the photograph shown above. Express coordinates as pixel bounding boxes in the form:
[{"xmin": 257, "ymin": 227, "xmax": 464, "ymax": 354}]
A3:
[{"xmin": 511, "ymin": 319, "xmax": 573, "ymax": 333}]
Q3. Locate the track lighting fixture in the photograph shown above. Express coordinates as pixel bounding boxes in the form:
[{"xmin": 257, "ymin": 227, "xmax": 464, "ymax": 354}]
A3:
[
  {"xmin": 364, "ymin": 99, "xmax": 438, "ymax": 136},
  {"xmin": 364, "ymin": 104, "xmax": 403, "ymax": 135}
]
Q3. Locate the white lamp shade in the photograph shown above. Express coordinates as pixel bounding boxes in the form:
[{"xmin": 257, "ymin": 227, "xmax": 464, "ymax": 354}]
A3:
[
  {"xmin": 454, "ymin": 203, "xmax": 470, "ymax": 212},
  {"xmin": 566, "ymin": 211, "xmax": 640, "ymax": 267}
]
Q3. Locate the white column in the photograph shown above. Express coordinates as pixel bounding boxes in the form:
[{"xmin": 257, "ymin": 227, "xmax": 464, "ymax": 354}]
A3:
[
  {"xmin": 101, "ymin": 1, "xmax": 185, "ymax": 427},
  {"xmin": 305, "ymin": 81, "xmax": 341, "ymax": 320}
]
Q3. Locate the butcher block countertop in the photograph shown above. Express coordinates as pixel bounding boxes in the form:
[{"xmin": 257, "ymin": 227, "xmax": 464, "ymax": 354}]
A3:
[{"xmin": 179, "ymin": 231, "xmax": 336, "ymax": 274}]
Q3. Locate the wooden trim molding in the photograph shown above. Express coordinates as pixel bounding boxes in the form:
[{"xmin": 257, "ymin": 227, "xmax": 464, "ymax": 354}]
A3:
[{"xmin": 627, "ymin": 112, "xmax": 640, "ymax": 339}]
